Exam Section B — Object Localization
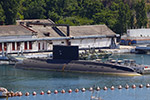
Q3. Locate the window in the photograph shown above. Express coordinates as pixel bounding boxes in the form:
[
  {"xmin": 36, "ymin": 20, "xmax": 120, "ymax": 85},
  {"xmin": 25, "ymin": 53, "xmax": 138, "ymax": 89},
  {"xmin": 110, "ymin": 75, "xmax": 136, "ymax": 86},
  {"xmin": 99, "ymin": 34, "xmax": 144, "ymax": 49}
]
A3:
[
  {"xmin": 12, "ymin": 42, "xmax": 15, "ymax": 50},
  {"xmin": 4, "ymin": 43, "xmax": 7, "ymax": 51},
  {"xmin": 49, "ymin": 42, "xmax": 53, "ymax": 44},
  {"xmin": 29, "ymin": 41, "xmax": 32, "ymax": 50},
  {"xmin": 0, "ymin": 43, "xmax": 2, "ymax": 51},
  {"xmin": 38, "ymin": 43, "xmax": 40, "ymax": 50},
  {"xmin": 42, "ymin": 42, "xmax": 44, "ymax": 50},
  {"xmin": 24, "ymin": 42, "xmax": 28, "ymax": 50},
  {"xmin": 17, "ymin": 42, "xmax": 20, "ymax": 50}
]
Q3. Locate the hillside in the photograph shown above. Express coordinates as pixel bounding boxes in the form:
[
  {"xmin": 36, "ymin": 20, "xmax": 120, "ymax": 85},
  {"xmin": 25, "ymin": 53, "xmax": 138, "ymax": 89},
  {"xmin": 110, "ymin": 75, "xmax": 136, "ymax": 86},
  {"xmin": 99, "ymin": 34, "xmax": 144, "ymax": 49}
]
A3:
[{"xmin": 0, "ymin": 0, "xmax": 148, "ymax": 35}]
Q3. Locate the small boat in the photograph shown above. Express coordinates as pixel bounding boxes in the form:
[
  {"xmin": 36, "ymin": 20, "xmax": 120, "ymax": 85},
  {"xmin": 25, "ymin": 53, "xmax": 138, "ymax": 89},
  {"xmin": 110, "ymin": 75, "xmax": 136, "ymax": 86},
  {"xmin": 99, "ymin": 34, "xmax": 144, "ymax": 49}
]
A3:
[
  {"xmin": 90, "ymin": 95, "xmax": 102, "ymax": 100},
  {"xmin": 0, "ymin": 87, "xmax": 8, "ymax": 98},
  {"xmin": 90, "ymin": 86, "xmax": 103, "ymax": 100}
]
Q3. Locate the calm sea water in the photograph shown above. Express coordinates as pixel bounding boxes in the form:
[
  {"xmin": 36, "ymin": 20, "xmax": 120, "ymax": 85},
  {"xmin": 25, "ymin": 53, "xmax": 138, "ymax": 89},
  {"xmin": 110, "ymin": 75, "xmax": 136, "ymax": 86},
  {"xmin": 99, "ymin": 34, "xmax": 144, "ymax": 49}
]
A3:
[{"xmin": 1, "ymin": 54, "xmax": 150, "ymax": 100}]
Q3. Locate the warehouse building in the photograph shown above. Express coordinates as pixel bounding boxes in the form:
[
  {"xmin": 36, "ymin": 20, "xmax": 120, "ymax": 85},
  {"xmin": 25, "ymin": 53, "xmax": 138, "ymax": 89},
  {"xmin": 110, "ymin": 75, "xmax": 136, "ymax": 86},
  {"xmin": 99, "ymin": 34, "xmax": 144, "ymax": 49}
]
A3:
[{"xmin": 0, "ymin": 19, "xmax": 117, "ymax": 56}]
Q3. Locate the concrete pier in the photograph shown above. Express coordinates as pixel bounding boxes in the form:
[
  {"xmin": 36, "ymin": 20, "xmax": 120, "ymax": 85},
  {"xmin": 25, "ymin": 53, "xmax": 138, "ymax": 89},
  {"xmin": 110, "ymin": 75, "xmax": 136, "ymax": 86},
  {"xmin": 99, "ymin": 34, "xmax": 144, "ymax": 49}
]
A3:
[{"xmin": 101, "ymin": 45, "xmax": 136, "ymax": 54}]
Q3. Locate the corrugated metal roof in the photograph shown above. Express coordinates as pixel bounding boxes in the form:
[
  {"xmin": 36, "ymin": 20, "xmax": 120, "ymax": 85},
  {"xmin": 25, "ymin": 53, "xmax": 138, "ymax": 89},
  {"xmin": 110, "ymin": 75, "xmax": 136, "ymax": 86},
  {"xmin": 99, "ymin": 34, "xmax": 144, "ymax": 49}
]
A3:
[
  {"xmin": 29, "ymin": 25, "xmax": 62, "ymax": 37},
  {"xmin": 0, "ymin": 20, "xmax": 116, "ymax": 40},
  {"xmin": 17, "ymin": 20, "xmax": 116, "ymax": 37},
  {"xmin": 58, "ymin": 25, "xmax": 116, "ymax": 36},
  {"xmin": 28, "ymin": 24, "xmax": 116, "ymax": 38},
  {"xmin": 0, "ymin": 25, "xmax": 34, "ymax": 36},
  {"xmin": 17, "ymin": 19, "xmax": 62, "ymax": 38}
]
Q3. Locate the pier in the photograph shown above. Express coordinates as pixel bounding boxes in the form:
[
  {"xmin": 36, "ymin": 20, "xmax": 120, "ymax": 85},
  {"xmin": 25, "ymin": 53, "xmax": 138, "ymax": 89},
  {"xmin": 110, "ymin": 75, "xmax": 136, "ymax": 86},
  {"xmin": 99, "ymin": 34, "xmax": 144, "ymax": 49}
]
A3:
[{"xmin": 135, "ymin": 46, "xmax": 150, "ymax": 54}]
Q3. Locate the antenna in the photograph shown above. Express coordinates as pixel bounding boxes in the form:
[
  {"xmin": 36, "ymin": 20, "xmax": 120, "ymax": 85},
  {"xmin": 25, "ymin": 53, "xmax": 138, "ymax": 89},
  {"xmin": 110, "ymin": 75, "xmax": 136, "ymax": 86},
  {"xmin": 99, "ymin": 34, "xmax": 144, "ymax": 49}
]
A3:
[{"xmin": 141, "ymin": 55, "xmax": 144, "ymax": 64}]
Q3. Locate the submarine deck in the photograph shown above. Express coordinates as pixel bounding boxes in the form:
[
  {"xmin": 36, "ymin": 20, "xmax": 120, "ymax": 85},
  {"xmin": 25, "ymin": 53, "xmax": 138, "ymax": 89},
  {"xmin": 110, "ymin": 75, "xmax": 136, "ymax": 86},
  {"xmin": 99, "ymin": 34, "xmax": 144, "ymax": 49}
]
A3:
[{"xmin": 15, "ymin": 58, "xmax": 141, "ymax": 76}]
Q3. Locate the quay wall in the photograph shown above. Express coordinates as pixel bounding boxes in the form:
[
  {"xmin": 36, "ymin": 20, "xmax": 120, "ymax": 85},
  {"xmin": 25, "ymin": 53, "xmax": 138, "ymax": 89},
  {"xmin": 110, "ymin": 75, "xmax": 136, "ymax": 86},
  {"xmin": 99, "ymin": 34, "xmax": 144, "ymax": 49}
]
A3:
[{"xmin": 101, "ymin": 45, "xmax": 136, "ymax": 54}]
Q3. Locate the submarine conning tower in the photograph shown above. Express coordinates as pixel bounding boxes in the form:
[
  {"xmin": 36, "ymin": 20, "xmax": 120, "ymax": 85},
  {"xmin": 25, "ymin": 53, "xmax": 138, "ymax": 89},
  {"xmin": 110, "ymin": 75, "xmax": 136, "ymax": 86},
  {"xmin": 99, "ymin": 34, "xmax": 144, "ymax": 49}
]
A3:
[{"xmin": 53, "ymin": 45, "xmax": 79, "ymax": 60}]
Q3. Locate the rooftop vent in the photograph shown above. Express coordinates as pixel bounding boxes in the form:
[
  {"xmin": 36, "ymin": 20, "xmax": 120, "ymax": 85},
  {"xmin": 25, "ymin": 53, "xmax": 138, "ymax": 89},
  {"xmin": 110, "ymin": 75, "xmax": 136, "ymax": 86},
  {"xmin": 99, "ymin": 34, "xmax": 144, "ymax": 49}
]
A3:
[
  {"xmin": 19, "ymin": 22, "xmax": 24, "ymax": 25},
  {"xmin": 43, "ymin": 32, "xmax": 50, "ymax": 37},
  {"xmin": 36, "ymin": 21, "xmax": 40, "ymax": 23}
]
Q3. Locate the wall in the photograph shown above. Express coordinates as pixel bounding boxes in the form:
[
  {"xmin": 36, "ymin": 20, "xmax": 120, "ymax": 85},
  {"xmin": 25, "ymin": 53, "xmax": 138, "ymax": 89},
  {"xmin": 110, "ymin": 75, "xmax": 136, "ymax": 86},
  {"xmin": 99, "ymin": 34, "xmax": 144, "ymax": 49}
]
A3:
[
  {"xmin": 70, "ymin": 38, "xmax": 111, "ymax": 49},
  {"xmin": 0, "ymin": 38, "xmax": 113, "ymax": 54},
  {"xmin": 127, "ymin": 29, "xmax": 150, "ymax": 37}
]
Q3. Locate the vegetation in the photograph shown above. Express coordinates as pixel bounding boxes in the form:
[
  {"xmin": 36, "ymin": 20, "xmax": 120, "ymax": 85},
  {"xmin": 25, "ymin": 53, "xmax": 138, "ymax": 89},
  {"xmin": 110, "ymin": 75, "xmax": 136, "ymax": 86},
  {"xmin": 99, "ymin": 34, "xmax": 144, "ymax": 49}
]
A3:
[
  {"xmin": 135, "ymin": 0, "xmax": 148, "ymax": 28},
  {"xmin": 0, "ymin": 4, "xmax": 5, "ymax": 25},
  {"xmin": 0, "ymin": 0, "xmax": 149, "ymax": 35}
]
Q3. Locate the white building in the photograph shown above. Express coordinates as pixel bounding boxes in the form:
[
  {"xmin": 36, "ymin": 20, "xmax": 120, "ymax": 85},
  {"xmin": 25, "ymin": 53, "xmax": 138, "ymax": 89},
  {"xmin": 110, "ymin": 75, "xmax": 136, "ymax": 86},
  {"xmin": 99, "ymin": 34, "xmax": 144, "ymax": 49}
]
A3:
[
  {"xmin": 0, "ymin": 19, "xmax": 117, "ymax": 56},
  {"xmin": 127, "ymin": 29, "xmax": 150, "ymax": 37},
  {"xmin": 121, "ymin": 29, "xmax": 150, "ymax": 45},
  {"xmin": 58, "ymin": 25, "xmax": 116, "ymax": 49}
]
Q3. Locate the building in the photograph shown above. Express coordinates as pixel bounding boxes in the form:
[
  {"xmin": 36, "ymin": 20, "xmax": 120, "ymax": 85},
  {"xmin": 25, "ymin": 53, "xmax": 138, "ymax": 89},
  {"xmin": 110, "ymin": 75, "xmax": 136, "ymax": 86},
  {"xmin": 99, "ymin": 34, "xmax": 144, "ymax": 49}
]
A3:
[
  {"xmin": 120, "ymin": 29, "xmax": 150, "ymax": 45},
  {"xmin": 58, "ymin": 25, "xmax": 116, "ymax": 49},
  {"xmin": 0, "ymin": 19, "xmax": 117, "ymax": 56}
]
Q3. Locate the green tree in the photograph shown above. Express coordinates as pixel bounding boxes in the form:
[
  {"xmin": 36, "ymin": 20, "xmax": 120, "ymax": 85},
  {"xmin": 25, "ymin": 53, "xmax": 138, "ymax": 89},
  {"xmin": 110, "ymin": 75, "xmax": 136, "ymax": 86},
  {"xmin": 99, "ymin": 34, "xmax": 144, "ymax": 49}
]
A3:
[
  {"xmin": 45, "ymin": 0, "xmax": 58, "ymax": 17},
  {"xmin": 57, "ymin": 16, "xmax": 93, "ymax": 26},
  {"xmin": 48, "ymin": 11, "xmax": 60, "ymax": 22},
  {"xmin": 0, "ymin": 4, "xmax": 5, "ymax": 24},
  {"xmin": 0, "ymin": 0, "xmax": 148, "ymax": 28},
  {"xmin": 16, "ymin": 0, "xmax": 26, "ymax": 20},
  {"xmin": 115, "ymin": 2, "xmax": 131, "ymax": 35},
  {"xmin": 135, "ymin": 0, "xmax": 148, "ymax": 28},
  {"xmin": 62, "ymin": 0, "xmax": 79, "ymax": 17},
  {"xmin": 23, "ymin": 0, "xmax": 46, "ymax": 19},
  {"xmin": 79, "ymin": 0, "xmax": 103, "ymax": 19},
  {"xmin": 129, "ymin": 11, "xmax": 136, "ymax": 29},
  {"xmin": 93, "ymin": 9, "xmax": 118, "ymax": 30},
  {"xmin": 1, "ymin": 0, "xmax": 19, "ymax": 25}
]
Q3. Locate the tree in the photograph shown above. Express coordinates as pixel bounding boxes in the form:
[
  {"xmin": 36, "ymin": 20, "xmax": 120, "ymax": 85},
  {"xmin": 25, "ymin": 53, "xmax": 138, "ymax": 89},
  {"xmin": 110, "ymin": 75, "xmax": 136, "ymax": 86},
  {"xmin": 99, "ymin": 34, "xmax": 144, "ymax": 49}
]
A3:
[
  {"xmin": 57, "ymin": 16, "xmax": 93, "ymax": 26},
  {"xmin": 79, "ymin": 0, "xmax": 103, "ymax": 19},
  {"xmin": 0, "ymin": 4, "xmax": 5, "ymax": 25},
  {"xmin": 1, "ymin": 0, "xmax": 19, "ymax": 25},
  {"xmin": 16, "ymin": 0, "xmax": 26, "ymax": 20},
  {"xmin": 115, "ymin": 2, "xmax": 131, "ymax": 35},
  {"xmin": 48, "ymin": 11, "xmax": 60, "ymax": 22},
  {"xmin": 45, "ymin": 0, "xmax": 58, "ymax": 17},
  {"xmin": 129, "ymin": 10, "xmax": 136, "ymax": 29},
  {"xmin": 0, "ymin": 0, "xmax": 148, "ymax": 28},
  {"xmin": 23, "ymin": 0, "xmax": 46, "ymax": 19},
  {"xmin": 135, "ymin": 0, "xmax": 148, "ymax": 28},
  {"xmin": 93, "ymin": 9, "xmax": 118, "ymax": 30},
  {"xmin": 62, "ymin": 0, "xmax": 79, "ymax": 17}
]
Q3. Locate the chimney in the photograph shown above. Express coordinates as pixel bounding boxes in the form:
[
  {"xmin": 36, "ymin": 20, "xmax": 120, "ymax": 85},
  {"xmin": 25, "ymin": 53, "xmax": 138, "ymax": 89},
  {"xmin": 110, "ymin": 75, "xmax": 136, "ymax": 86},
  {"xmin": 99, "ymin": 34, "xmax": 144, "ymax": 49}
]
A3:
[{"xmin": 67, "ymin": 25, "xmax": 70, "ymax": 36}]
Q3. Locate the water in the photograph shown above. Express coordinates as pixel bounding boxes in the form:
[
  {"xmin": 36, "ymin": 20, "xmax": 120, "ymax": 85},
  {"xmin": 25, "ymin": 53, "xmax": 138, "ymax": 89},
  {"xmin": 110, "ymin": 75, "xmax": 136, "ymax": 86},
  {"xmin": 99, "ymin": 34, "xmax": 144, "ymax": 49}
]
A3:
[{"xmin": 0, "ymin": 54, "xmax": 150, "ymax": 100}]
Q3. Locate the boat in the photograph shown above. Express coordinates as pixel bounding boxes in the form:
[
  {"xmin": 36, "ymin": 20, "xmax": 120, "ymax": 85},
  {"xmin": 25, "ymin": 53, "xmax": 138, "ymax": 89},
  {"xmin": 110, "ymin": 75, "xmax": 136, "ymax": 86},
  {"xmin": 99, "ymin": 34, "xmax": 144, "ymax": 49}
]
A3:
[
  {"xmin": 90, "ymin": 86, "xmax": 103, "ymax": 100},
  {"xmin": 0, "ymin": 54, "xmax": 19, "ymax": 65},
  {"xmin": 14, "ymin": 45, "xmax": 150, "ymax": 76},
  {"xmin": 135, "ymin": 45, "xmax": 150, "ymax": 54},
  {"xmin": 79, "ymin": 49, "xmax": 112, "ymax": 60},
  {"xmin": 0, "ymin": 87, "xmax": 8, "ymax": 98},
  {"xmin": 0, "ymin": 56, "xmax": 10, "ymax": 65}
]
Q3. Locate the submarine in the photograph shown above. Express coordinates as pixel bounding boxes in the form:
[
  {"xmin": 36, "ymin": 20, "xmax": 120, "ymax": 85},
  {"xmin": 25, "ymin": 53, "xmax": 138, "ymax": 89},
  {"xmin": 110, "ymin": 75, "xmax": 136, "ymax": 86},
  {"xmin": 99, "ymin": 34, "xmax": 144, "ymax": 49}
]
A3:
[{"xmin": 15, "ymin": 45, "xmax": 150, "ymax": 76}]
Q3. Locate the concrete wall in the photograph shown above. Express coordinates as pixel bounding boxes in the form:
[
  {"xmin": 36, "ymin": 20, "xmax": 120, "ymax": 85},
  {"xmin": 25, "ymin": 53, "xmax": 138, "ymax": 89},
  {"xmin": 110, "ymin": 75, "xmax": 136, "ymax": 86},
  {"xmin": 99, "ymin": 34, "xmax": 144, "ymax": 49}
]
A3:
[{"xmin": 70, "ymin": 38, "xmax": 111, "ymax": 49}]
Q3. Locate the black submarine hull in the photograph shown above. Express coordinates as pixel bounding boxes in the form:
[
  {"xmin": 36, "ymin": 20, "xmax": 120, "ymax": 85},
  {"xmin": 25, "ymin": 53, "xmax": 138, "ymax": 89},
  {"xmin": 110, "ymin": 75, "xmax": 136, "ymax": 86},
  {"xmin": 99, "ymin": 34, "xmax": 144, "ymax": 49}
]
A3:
[{"xmin": 15, "ymin": 58, "xmax": 141, "ymax": 76}]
